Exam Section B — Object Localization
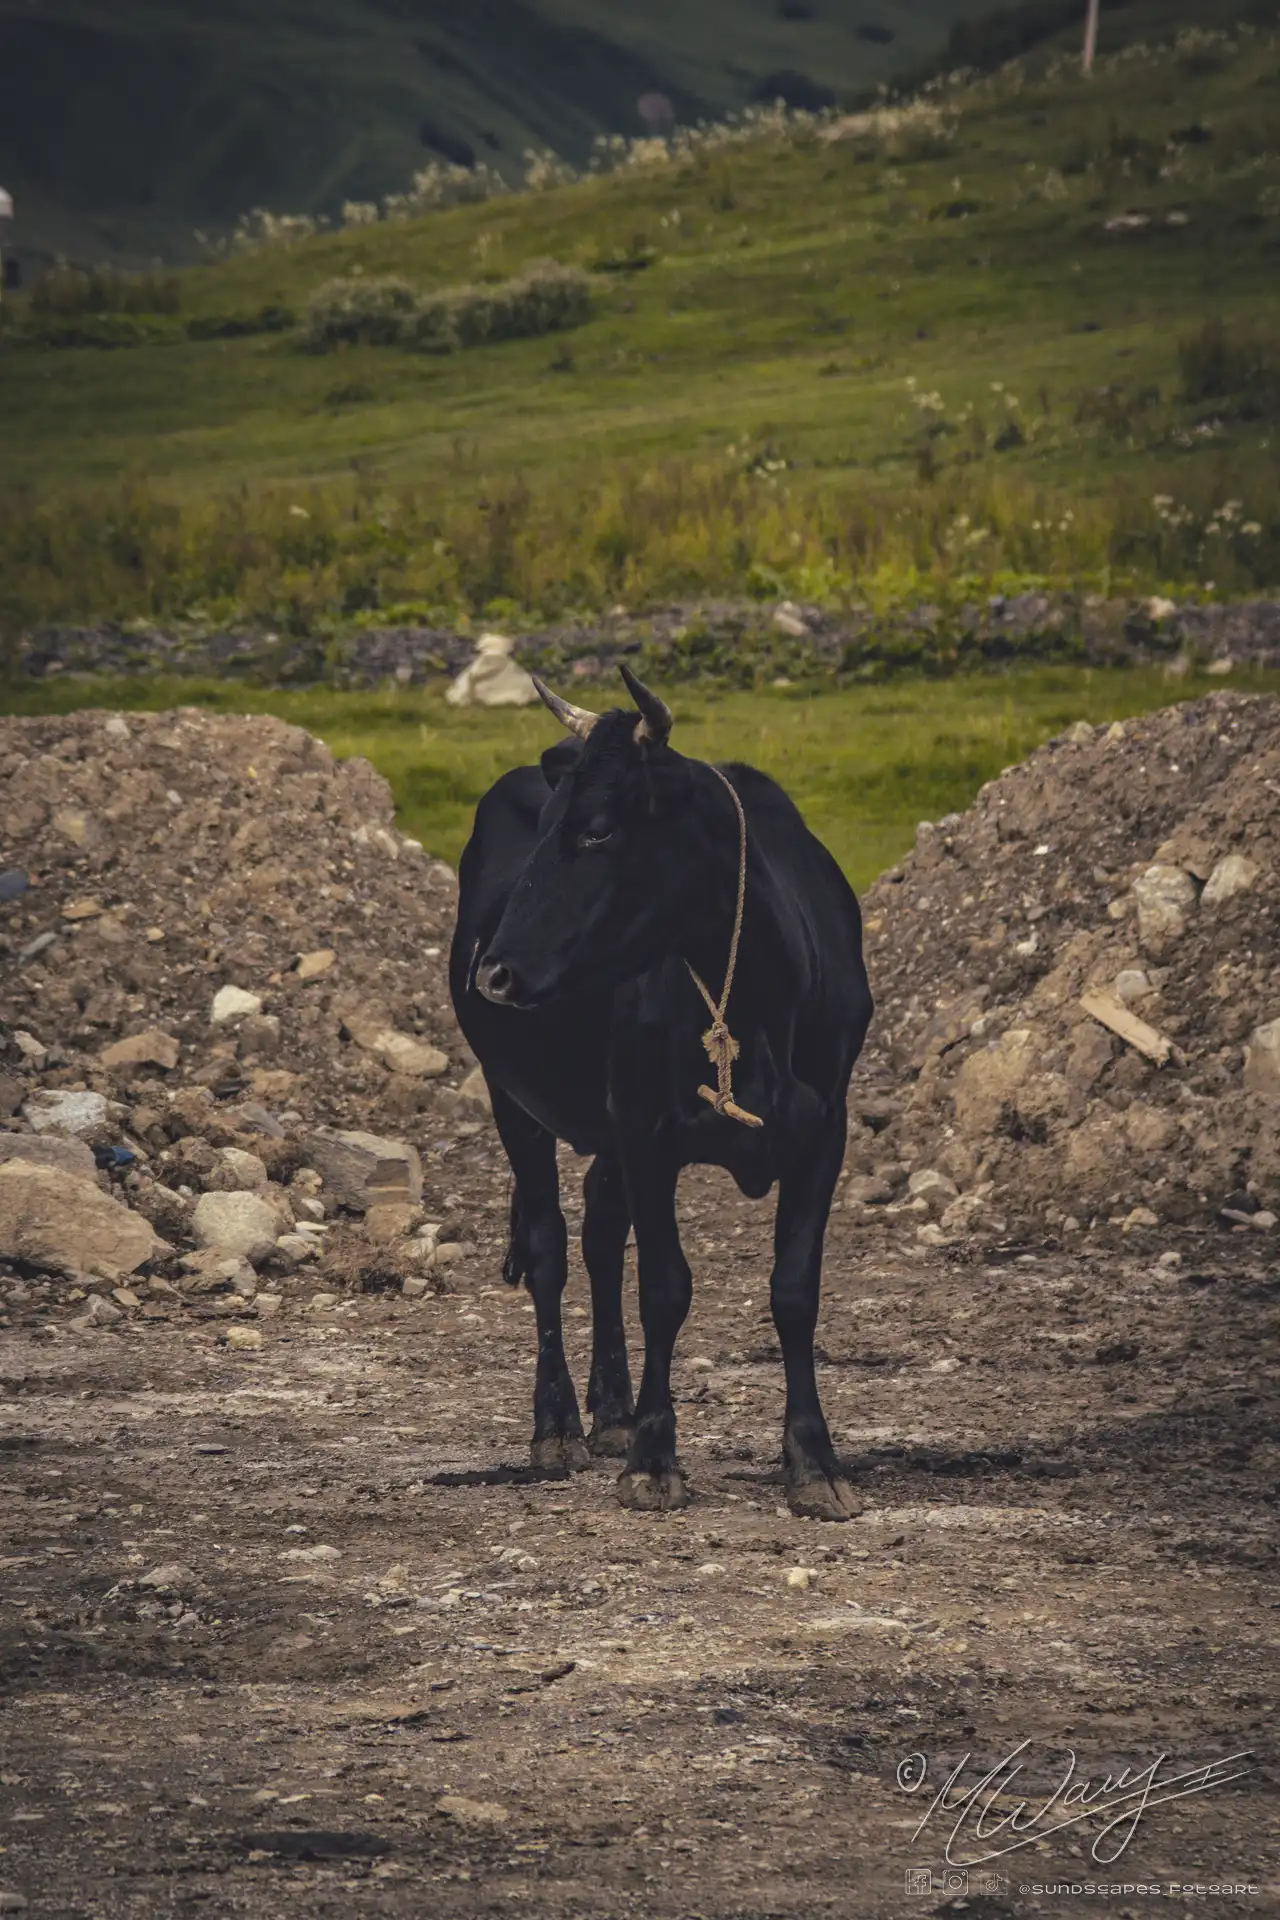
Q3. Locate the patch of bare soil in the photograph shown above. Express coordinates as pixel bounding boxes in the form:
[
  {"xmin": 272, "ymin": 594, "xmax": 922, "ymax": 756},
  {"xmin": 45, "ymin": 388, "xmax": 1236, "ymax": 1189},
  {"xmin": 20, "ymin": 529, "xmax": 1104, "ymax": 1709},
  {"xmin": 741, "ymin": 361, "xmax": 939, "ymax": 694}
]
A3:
[{"xmin": 0, "ymin": 704, "xmax": 1277, "ymax": 1917}]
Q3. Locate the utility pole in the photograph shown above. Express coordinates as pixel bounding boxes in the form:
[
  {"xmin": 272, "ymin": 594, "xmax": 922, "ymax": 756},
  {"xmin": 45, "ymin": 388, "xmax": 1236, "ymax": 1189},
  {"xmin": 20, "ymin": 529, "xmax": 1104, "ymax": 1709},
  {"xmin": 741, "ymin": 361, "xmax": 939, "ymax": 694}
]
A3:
[{"xmin": 1083, "ymin": 0, "xmax": 1100, "ymax": 74}]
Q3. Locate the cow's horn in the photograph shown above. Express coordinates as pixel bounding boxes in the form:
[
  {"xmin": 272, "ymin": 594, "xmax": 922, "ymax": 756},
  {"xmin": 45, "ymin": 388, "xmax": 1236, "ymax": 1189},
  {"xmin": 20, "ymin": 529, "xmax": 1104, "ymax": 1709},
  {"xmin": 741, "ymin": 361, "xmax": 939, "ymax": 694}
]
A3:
[
  {"xmin": 619, "ymin": 663, "xmax": 673, "ymax": 746},
  {"xmin": 532, "ymin": 676, "xmax": 599, "ymax": 739}
]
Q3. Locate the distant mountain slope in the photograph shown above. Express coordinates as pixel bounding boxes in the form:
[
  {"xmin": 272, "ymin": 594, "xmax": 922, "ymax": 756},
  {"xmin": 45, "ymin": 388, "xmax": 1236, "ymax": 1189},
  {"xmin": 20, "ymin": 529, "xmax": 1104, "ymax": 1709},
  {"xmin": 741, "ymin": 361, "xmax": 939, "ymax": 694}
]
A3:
[{"xmin": 0, "ymin": 0, "xmax": 969, "ymax": 265}]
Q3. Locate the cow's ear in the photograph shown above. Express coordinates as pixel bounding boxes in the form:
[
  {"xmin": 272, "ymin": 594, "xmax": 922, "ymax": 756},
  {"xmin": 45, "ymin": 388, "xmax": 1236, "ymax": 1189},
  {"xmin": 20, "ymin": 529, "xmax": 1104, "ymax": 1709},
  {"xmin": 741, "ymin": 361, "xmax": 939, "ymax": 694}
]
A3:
[{"xmin": 539, "ymin": 739, "xmax": 581, "ymax": 789}]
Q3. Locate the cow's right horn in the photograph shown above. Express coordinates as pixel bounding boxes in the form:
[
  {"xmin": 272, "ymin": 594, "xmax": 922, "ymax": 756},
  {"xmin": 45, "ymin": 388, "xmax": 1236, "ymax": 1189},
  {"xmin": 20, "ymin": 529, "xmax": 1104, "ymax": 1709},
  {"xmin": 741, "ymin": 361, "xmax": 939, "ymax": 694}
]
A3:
[{"xmin": 532, "ymin": 677, "xmax": 599, "ymax": 739}]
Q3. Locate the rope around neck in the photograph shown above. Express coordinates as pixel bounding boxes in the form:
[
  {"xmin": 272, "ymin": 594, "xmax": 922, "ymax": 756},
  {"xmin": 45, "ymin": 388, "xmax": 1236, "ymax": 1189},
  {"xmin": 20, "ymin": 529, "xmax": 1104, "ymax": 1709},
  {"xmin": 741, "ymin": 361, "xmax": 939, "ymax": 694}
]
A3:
[{"xmin": 684, "ymin": 767, "xmax": 763, "ymax": 1130}]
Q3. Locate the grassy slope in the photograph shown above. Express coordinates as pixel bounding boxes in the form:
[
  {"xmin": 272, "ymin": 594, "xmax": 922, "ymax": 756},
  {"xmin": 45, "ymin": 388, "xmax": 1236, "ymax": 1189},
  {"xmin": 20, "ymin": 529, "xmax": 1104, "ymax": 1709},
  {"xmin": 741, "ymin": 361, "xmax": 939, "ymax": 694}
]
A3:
[
  {"xmin": 2, "ymin": 17, "xmax": 1276, "ymax": 528},
  {"xmin": 8, "ymin": 665, "xmax": 1279, "ymax": 885},
  {"xmin": 0, "ymin": 0, "xmax": 964, "ymax": 267}
]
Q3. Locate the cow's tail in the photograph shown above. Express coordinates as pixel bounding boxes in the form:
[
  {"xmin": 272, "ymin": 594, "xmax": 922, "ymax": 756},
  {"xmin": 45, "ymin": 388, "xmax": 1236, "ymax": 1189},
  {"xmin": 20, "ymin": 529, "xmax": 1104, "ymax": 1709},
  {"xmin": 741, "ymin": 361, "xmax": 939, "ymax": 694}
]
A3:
[{"xmin": 502, "ymin": 1181, "xmax": 530, "ymax": 1289}]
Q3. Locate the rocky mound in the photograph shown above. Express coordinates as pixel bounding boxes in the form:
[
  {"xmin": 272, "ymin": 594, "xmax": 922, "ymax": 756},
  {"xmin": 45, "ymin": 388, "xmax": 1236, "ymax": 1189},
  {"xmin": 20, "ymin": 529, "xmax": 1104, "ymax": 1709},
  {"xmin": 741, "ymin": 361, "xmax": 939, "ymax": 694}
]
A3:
[
  {"xmin": 852, "ymin": 691, "xmax": 1279, "ymax": 1239},
  {"xmin": 0, "ymin": 709, "xmax": 481, "ymax": 1321}
]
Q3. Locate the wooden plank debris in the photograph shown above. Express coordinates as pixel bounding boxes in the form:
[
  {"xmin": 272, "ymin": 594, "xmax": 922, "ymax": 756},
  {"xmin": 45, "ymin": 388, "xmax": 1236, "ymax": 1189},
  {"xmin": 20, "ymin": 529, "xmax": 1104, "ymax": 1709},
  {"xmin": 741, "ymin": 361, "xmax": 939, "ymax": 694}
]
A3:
[{"xmin": 1079, "ymin": 990, "xmax": 1175, "ymax": 1067}]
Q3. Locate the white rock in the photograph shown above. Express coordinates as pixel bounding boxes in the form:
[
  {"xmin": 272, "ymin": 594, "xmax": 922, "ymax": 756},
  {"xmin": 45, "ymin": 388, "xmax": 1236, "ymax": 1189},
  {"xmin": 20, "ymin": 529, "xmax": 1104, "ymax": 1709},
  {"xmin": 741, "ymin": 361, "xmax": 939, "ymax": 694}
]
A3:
[
  {"xmin": 104, "ymin": 715, "xmax": 131, "ymax": 740},
  {"xmin": 445, "ymin": 632, "xmax": 538, "ymax": 708},
  {"xmin": 210, "ymin": 985, "xmax": 263, "ymax": 1025},
  {"xmin": 772, "ymin": 602, "xmax": 809, "ymax": 638},
  {"xmin": 275, "ymin": 1233, "xmax": 321, "ymax": 1268},
  {"xmin": 1113, "ymin": 968, "xmax": 1153, "ymax": 1005},
  {"xmin": 1122, "ymin": 1206, "xmax": 1159, "ymax": 1233},
  {"xmin": 191, "ymin": 1189, "xmax": 281, "ymax": 1265},
  {"xmin": 13, "ymin": 1030, "xmax": 48, "ymax": 1066},
  {"xmin": 226, "ymin": 1325, "xmax": 264, "ymax": 1351},
  {"xmin": 215, "ymin": 1147, "xmax": 269, "ymax": 1190},
  {"xmin": 22, "ymin": 1090, "xmax": 110, "ymax": 1138},
  {"xmin": 786, "ymin": 1566, "xmax": 818, "ymax": 1592},
  {"xmin": 85, "ymin": 1292, "xmax": 124, "ymax": 1326},
  {"xmin": 916, "ymin": 1222, "xmax": 949, "ymax": 1247},
  {"xmin": 1201, "ymin": 853, "xmax": 1258, "ymax": 910},
  {"xmin": 1131, "ymin": 864, "xmax": 1198, "ymax": 951},
  {"xmin": 906, "ymin": 1168, "xmax": 959, "ymax": 1216},
  {"xmin": 1243, "ymin": 1018, "xmax": 1280, "ymax": 1100}
]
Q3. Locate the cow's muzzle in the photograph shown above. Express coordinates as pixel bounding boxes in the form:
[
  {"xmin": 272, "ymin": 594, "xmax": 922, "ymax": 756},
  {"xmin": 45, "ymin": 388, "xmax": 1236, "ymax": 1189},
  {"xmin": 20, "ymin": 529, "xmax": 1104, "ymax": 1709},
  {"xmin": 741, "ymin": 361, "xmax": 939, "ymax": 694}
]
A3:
[{"xmin": 476, "ymin": 956, "xmax": 529, "ymax": 1007}]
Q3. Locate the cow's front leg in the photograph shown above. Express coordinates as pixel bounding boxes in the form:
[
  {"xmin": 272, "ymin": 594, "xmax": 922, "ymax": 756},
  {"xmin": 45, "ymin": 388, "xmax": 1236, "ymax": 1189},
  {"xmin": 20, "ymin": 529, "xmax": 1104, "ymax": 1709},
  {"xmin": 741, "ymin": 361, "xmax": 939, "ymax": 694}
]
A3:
[
  {"xmin": 582, "ymin": 1149, "xmax": 635, "ymax": 1456},
  {"xmin": 490, "ymin": 1086, "xmax": 588, "ymax": 1473},
  {"xmin": 616, "ymin": 1141, "xmax": 691, "ymax": 1511},
  {"xmin": 772, "ymin": 1109, "xmax": 864, "ymax": 1521}
]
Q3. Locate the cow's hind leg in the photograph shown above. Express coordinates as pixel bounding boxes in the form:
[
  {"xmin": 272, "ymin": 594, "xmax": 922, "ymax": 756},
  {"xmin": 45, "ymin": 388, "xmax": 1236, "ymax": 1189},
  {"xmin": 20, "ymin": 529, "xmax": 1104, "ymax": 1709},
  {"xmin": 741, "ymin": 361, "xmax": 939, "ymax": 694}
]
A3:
[
  {"xmin": 616, "ymin": 1147, "xmax": 691, "ymax": 1511},
  {"xmin": 771, "ymin": 1109, "xmax": 863, "ymax": 1521},
  {"xmin": 491, "ymin": 1086, "xmax": 588, "ymax": 1473},
  {"xmin": 582, "ymin": 1150, "xmax": 635, "ymax": 1456}
]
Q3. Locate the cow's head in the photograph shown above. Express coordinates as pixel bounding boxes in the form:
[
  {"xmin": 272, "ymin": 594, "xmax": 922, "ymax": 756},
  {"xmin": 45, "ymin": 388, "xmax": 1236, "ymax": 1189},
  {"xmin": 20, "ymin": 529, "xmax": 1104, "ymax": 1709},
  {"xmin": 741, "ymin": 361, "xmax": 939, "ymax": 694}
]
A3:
[{"xmin": 476, "ymin": 665, "xmax": 701, "ymax": 1008}]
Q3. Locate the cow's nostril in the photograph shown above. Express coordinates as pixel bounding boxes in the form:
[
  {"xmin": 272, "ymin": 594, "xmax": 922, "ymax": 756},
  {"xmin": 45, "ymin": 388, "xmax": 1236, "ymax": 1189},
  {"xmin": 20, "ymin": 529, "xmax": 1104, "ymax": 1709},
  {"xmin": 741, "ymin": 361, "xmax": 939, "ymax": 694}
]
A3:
[{"xmin": 477, "ymin": 959, "xmax": 515, "ymax": 1005}]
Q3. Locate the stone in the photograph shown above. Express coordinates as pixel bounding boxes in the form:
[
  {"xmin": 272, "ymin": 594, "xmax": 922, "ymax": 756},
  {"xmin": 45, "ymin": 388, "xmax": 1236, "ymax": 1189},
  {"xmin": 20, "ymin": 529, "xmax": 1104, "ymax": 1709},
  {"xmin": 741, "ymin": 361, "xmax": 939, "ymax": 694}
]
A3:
[
  {"xmin": 402, "ymin": 1271, "xmax": 433, "ymax": 1300},
  {"xmin": 85, "ymin": 1292, "xmax": 124, "ymax": 1326},
  {"xmin": 177, "ymin": 1250, "xmax": 258, "ymax": 1295},
  {"xmin": 772, "ymin": 602, "xmax": 809, "ymax": 638},
  {"xmin": 256, "ymin": 1293, "xmax": 282, "ymax": 1316},
  {"xmin": 0, "ymin": 1162, "xmax": 165, "ymax": 1276},
  {"xmin": 940, "ymin": 1192, "xmax": 988, "ymax": 1234},
  {"xmin": 1113, "ymin": 969, "xmax": 1152, "ymax": 1006},
  {"xmin": 237, "ymin": 1015, "xmax": 281, "ymax": 1058},
  {"xmin": 343, "ymin": 1012, "xmax": 448, "ymax": 1078},
  {"xmin": 191, "ymin": 1190, "xmax": 281, "ymax": 1266},
  {"xmin": 1121, "ymin": 1206, "xmax": 1159, "ymax": 1233},
  {"xmin": 916, "ymin": 1221, "xmax": 949, "ymax": 1247},
  {"xmin": 1243, "ymin": 1018, "xmax": 1280, "ymax": 1100},
  {"xmin": 0, "ymin": 1888, "xmax": 29, "ymax": 1911},
  {"xmin": 62, "ymin": 897, "xmax": 102, "ymax": 920},
  {"xmin": 306, "ymin": 1129, "xmax": 423, "ymax": 1211},
  {"xmin": 51, "ymin": 807, "xmax": 98, "ymax": 848},
  {"xmin": 22, "ymin": 1089, "xmax": 109, "ymax": 1137},
  {"xmin": 954, "ymin": 1028, "xmax": 1037, "ymax": 1137},
  {"xmin": 906, "ymin": 1168, "xmax": 959, "ymax": 1216},
  {"xmin": 455, "ymin": 1064, "xmax": 491, "ymax": 1110},
  {"xmin": 104, "ymin": 715, "xmax": 131, "ymax": 739},
  {"xmin": 111, "ymin": 1286, "xmax": 141, "ymax": 1309},
  {"xmin": 13, "ymin": 1029, "xmax": 48, "ymax": 1066},
  {"xmin": 19, "ymin": 931, "xmax": 58, "ymax": 962},
  {"xmin": 273, "ymin": 1234, "xmax": 321, "ymax": 1269},
  {"xmin": 210, "ymin": 985, "xmax": 263, "ymax": 1025},
  {"xmin": 1131, "ymin": 864, "xmax": 1198, "ymax": 952},
  {"xmin": 139, "ymin": 1563, "xmax": 199, "ymax": 1593},
  {"xmin": 208, "ymin": 1147, "xmax": 269, "ymax": 1191},
  {"xmin": 845, "ymin": 1173, "xmax": 896, "ymax": 1206},
  {"xmin": 0, "ymin": 1134, "xmax": 97, "ymax": 1179},
  {"xmin": 294, "ymin": 949, "xmax": 336, "ymax": 981},
  {"xmin": 364, "ymin": 1202, "xmax": 422, "ymax": 1244},
  {"xmin": 1201, "ymin": 853, "xmax": 1258, "ymax": 909},
  {"xmin": 100, "ymin": 1029, "xmax": 180, "ymax": 1072},
  {"xmin": 226, "ymin": 1325, "xmax": 264, "ymax": 1351},
  {"xmin": 445, "ymin": 632, "xmax": 537, "ymax": 709},
  {"xmin": 307, "ymin": 1292, "xmax": 340, "ymax": 1311},
  {"xmin": 785, "ymin": 1567, "xmax": 817, "ymax": 1591},
  {"xmin": 436, "ymin": 1793, "xmax": 510, "ymax": 1826},
  {"xmin": 0, "ymin": 869, "xmax": 28, "ymax": 903}
]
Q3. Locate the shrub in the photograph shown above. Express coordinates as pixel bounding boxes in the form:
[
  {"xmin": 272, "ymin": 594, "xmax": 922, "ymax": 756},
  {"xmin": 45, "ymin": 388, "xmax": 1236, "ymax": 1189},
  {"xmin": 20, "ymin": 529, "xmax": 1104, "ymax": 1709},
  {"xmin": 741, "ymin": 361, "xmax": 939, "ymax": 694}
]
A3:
[
  {"xmin": 306, "ymin": 263, "xmax": 592, "ymax": 354},
  {"xmin": 30, "ymin": 265, "xmax": 181, "ymax": 317},
  {"xmin": 303, "ymin": 276, "xmax": 420, "ymax": 348}
]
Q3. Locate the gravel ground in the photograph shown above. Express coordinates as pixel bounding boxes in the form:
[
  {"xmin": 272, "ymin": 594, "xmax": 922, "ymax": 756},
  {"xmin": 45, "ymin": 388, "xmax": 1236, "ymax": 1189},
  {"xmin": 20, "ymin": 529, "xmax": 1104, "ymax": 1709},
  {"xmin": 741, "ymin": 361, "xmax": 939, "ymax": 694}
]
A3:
[{"xmin": 1, "ymin": 1192, "xmax": 1276, "ymax": 1919}]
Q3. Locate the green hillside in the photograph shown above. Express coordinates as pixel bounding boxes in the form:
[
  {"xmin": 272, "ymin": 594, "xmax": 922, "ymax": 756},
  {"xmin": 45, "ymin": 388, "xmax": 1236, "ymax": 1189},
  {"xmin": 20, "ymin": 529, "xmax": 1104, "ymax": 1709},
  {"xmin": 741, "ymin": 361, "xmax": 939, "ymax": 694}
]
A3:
[
  {"xmin": 0, "ymin": 0, "xmax": 972, "ymax": 268},
  {"xmin": 1, "ymin": 9, "xmax": 1277, "ymax": 639}
]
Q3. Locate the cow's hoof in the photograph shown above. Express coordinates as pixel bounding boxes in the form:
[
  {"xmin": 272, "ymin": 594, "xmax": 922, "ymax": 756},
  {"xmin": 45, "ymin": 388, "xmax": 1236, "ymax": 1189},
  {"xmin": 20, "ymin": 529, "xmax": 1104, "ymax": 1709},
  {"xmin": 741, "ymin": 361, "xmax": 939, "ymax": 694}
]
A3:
[
  {"xmin": 616, "ymin": 1468, "xmax": 690, "ymax": 1512},
  {"xmin": 588, "ymin": 1422, "xmax": 633, "ymax": 1458},
  {"xmin": 531, "ymin": 1434, "xmax": 590, "ymax": 1473},
  {"xmin": 787, "ymin": 1474, "xmax": 865, "ymax": 1522}
]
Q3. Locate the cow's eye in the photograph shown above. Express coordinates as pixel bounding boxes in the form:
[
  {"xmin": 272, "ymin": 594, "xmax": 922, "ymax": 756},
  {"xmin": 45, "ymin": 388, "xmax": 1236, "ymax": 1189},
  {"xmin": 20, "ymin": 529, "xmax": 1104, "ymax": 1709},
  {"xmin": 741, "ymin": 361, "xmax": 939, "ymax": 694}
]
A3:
[{"xmin": 576, "ymin": 827, "xmax": 613, "ymax": 851}]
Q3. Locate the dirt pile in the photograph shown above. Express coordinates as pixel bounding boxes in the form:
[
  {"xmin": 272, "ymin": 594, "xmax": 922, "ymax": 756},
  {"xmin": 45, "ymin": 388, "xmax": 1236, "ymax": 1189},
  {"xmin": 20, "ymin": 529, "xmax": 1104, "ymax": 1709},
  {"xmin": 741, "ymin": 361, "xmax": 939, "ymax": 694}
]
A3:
[
  {"xmin": 0, "ymin": 708, "xmax": 481, "ymax": 1311},
  {"xmin": 854, "ymin": 690, "xmax": 1280, "ymax": 1237}
]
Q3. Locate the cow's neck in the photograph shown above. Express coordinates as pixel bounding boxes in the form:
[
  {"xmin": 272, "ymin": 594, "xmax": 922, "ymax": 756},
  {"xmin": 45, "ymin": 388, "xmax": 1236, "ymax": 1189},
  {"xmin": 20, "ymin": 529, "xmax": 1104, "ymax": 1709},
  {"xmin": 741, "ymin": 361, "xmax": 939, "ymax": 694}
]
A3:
[{"xmin": 675, "ymin": 762, "xmax": 777, "ymax": 1020}]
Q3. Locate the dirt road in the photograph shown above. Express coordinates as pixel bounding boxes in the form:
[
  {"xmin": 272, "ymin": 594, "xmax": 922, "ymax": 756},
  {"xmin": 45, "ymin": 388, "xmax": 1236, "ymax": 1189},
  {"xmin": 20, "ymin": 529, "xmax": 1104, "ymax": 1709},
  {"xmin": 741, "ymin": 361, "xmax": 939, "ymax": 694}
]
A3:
[{"xmin": 2, "ymin": 1153, "xmax": 1275, "ymax": 1920}]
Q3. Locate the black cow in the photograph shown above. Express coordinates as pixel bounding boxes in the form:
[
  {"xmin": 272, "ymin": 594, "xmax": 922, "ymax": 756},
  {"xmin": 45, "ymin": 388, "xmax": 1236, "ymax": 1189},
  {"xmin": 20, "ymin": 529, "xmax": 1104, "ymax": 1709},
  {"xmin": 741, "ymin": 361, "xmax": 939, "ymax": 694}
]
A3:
[{"xmin": 448, "ymin": 667, "xmax": 873, "ymax": 1519}]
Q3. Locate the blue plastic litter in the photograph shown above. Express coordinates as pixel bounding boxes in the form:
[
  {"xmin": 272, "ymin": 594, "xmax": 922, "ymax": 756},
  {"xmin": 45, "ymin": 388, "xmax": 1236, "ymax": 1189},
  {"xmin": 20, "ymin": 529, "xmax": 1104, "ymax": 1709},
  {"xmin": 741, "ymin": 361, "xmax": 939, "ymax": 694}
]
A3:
[
  {"xmin": 93, "ymin": 1144, "xmax": 137, "ymax": 1170},
  {"xmin": 0, "ymin": 869, "xmax": 29, "ymax": 903}
]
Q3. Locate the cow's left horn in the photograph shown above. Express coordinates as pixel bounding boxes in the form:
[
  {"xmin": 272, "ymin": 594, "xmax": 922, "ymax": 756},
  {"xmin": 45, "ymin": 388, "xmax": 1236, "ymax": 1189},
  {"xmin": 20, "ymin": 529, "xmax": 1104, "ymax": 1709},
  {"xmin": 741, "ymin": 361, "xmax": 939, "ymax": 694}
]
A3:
[
  {"xmin": 619, "ymin": 663, "xmax": 673, "ymax": 747},
  {"xmin": 532, "ymin": 676, "xmax": 599, "ymax": 739}
]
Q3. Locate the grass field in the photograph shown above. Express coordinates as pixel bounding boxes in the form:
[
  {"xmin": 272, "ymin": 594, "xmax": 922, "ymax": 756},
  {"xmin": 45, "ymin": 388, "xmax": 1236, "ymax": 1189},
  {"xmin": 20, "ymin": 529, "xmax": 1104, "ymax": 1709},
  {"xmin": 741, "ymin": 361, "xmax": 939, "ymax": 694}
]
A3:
[
  {"xmin": 9, "ymin": 664, "xmax": 1278, "ymax": 885},
  {"xmin": 1, "ymin": 14, "xmax": 1278, "ymax": 643}
]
